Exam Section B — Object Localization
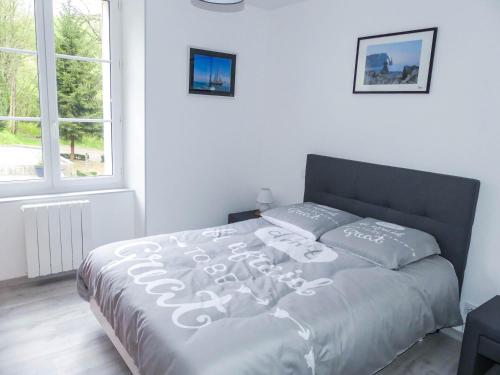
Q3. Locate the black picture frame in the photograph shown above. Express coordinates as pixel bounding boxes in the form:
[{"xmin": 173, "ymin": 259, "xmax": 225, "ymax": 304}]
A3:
[
  {"xmin": 353, "ymin": 27, "xmax": 438, "ymax": 94},
  {"xmin": 189, "ymin": 48, "xmax": 237, "ymax": 97}
]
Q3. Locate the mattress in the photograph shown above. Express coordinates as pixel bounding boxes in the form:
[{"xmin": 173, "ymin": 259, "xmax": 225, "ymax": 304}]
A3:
[{"xmin": 77, "ymin": 218, "xmax": 462, "ymax": 375}]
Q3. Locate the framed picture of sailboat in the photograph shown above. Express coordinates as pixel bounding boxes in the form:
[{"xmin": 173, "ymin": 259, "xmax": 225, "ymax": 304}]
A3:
[{"xmin": 189, "ymin": 48, "xmax": 236, "ymax": 97}]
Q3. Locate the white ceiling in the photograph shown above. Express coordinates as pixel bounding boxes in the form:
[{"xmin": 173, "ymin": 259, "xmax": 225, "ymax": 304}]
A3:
[
  {"xmin": 246, "ymin": 0, "xmax": 309, "ymax": 10},
  {"xmin": 191, "ymin": 0, "xmax": 309, "ymax": 12}
]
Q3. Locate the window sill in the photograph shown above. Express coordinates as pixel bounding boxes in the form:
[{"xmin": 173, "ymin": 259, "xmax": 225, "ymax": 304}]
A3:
[{"xmin": 0, "ymin": 188, "xmax": 133, "ymax": 204}]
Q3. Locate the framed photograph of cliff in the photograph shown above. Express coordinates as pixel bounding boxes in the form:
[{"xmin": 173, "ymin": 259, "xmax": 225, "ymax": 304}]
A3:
[
  {"xmin": 353, "ymin": 28, "xmax": 437, "ymax": 94},
  {"xmin": 189, "ymin": 48, "xmax": 236, "ymax": 97}
]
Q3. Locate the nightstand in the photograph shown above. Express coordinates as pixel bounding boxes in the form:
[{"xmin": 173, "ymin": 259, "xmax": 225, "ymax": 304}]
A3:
[
  {"xmin": 458, "ymin": 296, "xmax": 500, "ymax": 375},
  {"xmin": 228, "ymin": 210, "xmax": 260, "ymax": 224}
]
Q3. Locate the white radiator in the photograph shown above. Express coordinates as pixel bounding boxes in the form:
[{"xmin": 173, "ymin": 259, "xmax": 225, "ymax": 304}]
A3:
[{"xmin": 21, "ymin": 200, "xmax": 92, "ymax": 278}]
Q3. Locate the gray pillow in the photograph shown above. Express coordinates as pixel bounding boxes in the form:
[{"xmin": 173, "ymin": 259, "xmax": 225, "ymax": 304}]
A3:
[
  {"xmin": 319, "ymin": 218, "xmax": 441, "ymax": 269},
  {"xmin": 260, "ymin": 202, "xmax": 361, "ymax": 240}
]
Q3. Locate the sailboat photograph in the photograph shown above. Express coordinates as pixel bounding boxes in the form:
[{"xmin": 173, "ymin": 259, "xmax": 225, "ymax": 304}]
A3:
[{"xmin": 189, "ymin": 48, "xmax": 237, "ymax": 97}]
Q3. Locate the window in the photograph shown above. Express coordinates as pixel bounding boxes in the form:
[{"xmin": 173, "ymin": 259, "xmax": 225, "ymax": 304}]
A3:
[{"xmin": 0, "ymin": 0, "xmax": 121, "ymax": 196}]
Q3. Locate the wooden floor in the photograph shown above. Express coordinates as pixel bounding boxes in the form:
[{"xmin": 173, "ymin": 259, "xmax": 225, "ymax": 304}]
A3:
[{"xmin": 0, "ymin": 276, "xmax": 465, "ymax": 375}]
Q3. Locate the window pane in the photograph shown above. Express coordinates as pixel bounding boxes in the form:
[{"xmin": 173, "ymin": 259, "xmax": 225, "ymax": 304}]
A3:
[
  {"xmin": 53, "ymin": 0, "xmax": 109, "ymax": 60},
  {"xmin": 0, "ymin": 121, "xmax": 43, "ymax": 181},
  {"xmin": 56, "ymin": 58, "xmax": 110, "ymax": 119},
  {"xmin": 0, "ymin": 51, "xmax": 40, "ymax": 117},
  {"xmin": 0, "ymin": 0, "xmax": 36, "ymax": 51},
  {"xmin": 59, "ymin": 121, "xmax": 112, "ymax": 178}
]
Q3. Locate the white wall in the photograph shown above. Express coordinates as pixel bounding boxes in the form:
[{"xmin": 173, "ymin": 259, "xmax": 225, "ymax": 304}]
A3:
[
  {"xmin": 122, "ymin": 0, "xmax": 146, "ymax": 237},
  {"xmin": 144, "ymin": 1, "xmax": 269, "ymax": 234},
  {"xmin": 260, "ymin": 0, "xmax": 500, "ymax": 311},
  {"xmin": 0, "ymin": 190, "xmax": 135, "ymax": 281},
  {"xmin": 135, "ymin": 0, "xmax": 500, "ymax": 314}
]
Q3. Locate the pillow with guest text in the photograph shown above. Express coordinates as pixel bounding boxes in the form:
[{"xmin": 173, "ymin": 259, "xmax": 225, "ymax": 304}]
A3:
[{"xmin": 319, "ymin": 218, "xmax": 441, "ymax": 269}]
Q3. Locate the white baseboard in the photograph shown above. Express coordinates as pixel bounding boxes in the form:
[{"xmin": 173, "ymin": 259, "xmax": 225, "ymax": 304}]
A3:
[{"xmin": 0, "ymin": 270, "xmax": 76, "ymax": 289}]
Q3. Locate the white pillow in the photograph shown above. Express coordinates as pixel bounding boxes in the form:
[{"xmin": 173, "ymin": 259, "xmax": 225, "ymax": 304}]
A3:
[{"xmin": 261, "ymin": 202, "xmax": 361, "ymax": 240}]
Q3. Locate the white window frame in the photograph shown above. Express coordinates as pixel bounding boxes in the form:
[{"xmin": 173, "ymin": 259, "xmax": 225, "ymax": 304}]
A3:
[{"xmin": 0, "ymin": 0, "xmax": 122, "ymax": 198}]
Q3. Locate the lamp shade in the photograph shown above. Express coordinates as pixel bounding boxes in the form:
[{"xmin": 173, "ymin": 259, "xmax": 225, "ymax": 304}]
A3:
[{"xmin": 257, "ymin": 188, "xmax": 273, "ymax": 204}]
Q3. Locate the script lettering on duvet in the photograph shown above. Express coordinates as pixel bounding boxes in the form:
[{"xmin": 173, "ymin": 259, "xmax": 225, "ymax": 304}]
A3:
[
  {"xmin": 99, "ymin": 239, "xmax": 232, "ymax": 329},
  {"xmin": 227, "ymin": 244, "xmax": 334, "ymax": 296},
  {"xmin": 193, "ymin": 227, "xmax": 335, "ymax": 297},
  {"xmin": 99, "ymin": 226, "xmax": 334, "ymax": 321},
  {"xmin": 98, "ymin": 226, "xmax": 323, "ymax": 375}
]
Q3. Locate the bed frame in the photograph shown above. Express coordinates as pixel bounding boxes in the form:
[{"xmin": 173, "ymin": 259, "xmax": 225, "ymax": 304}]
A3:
[
  {"xmin": 90, "ymin": 297, "xmax": 141, "ymax": 375},
  {"xmin": 304, "ymin": 154, "xmax": 480, "ymax": 291},
  {"xmin": 92, "ymin": 154, "xmax": 481, "ymax": 375}
]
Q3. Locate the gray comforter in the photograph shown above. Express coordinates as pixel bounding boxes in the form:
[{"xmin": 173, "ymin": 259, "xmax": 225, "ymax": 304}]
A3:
[{"xmin": 77, "ymin": 218, "xmax": 462, "ymax": 375}]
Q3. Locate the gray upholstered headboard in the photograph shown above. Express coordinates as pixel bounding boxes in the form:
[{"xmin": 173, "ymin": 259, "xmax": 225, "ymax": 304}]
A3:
[{"xmin": 304, "ymin": 154, "xmax": 480, "ymax": 292}]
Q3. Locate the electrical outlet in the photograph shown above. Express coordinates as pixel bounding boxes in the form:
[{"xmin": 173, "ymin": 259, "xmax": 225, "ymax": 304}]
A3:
[{"xmin": 463, "ymin": 302, "xmax": 477, "ymax": 317}]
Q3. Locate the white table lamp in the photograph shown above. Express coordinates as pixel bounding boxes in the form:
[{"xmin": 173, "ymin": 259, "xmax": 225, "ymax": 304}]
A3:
[{"xmin": 257, "ymin": 188, "xmax": 273, "ymax": 212}]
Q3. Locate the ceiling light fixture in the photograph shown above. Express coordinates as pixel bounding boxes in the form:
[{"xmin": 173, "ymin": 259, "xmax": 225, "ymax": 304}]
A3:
[{"xmin": 199, "ymin": 0, "xmax": 244, "ymax": 4}]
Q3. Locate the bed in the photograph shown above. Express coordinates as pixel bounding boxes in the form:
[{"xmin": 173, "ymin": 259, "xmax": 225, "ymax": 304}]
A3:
[{"xmin": 77, "ymin": 154, "xmax": 480, "ymax": 375}]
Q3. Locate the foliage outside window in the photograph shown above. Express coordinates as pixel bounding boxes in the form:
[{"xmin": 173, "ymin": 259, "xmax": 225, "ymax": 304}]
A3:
[{"xmin": 0, "ymin": 0, "xmax": 118, "ymax": 191}]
